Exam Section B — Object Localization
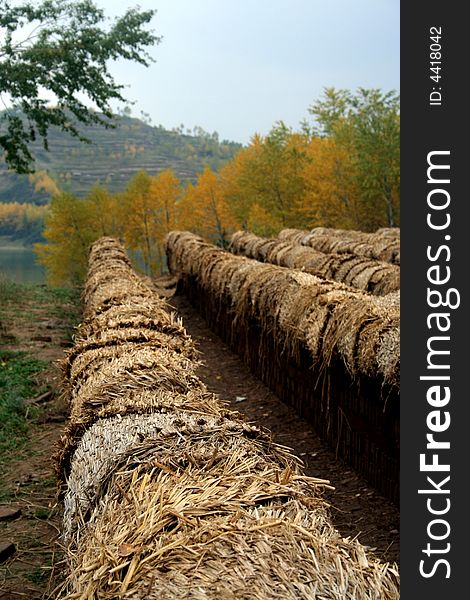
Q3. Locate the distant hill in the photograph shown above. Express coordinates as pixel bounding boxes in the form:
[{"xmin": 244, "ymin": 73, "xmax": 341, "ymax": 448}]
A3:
[{"xmin": 0, "ymin": 113, "xmax": 243, "ymax": 203}]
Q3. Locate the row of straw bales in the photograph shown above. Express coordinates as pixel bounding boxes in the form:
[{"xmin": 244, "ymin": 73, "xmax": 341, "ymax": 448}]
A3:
[
  {"xmin": 296, "ymin": 226, "xmax": 400, "ymax": 241},
  {"xmin": 56, "ymin": 237, "xmax": 399, "ymax": 599},
  {"xmin": 166, "ymin": 231, "xmax": 400, "ymax": 502},
  {"xmin": 229, "ymin": 231, "xmax": 400, "ymax": 296},
  {"xmin": 278, "ymin": 227, "xmax": 400, "ymax": 265}
]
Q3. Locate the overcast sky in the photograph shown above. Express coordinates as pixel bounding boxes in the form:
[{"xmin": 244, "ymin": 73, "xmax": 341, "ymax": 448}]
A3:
[{"xmin": 97, "ymin": 0, "xmax": 399, "ymax": 144}]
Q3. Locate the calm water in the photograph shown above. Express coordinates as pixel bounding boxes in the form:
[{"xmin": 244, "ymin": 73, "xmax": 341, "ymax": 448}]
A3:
[{"xmin": 0, "ymin": 244, "xmax": 45, "ymax": 285}]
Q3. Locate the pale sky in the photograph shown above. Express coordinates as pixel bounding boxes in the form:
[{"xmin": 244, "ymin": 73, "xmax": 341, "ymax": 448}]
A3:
[{"xmin": 92, "ymin": 0, "xmax": 399, "ymax": 144}]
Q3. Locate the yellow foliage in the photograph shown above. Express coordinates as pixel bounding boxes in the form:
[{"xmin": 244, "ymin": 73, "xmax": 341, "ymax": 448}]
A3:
[
  {"xmin": 246, "ymin": 204, "xmax": 283, "ymax": 237},
  {"xmin": 177, "ymin": 167, "xmax": 238, "ymax": 246},
  {"xmin": 35, "ymin": 193, "xmax": 98, "ymax": 285},
  {"xmin": 220, "ymin": 127, "xmax": 310, "ymax": 232},
  {"xmin": 28, "ymin": 170, "xmax": 61, "ymax": 197},
  {"xmin": 122, "ymin": 170, "xmax": 181, "ymax": 275},
  {"xmin": 300, "ymin": 138, "xmax": 362, "ymax": 229},
  {"xmin": 0, "ymin": 202, "xmax": 47, "ymax": 238}
]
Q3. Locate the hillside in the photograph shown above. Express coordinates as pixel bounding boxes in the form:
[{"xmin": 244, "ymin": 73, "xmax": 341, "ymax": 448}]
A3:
[{"xmin": 0, "ymin": 113, "xmax": 243, "ymax": 203}]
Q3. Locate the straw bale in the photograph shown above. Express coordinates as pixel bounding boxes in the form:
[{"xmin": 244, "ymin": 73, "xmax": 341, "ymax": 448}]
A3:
[
  {"xmin": 371, "ymin": 228, "xmax": 400, "ymax": 241},
  {"xmin": 368, "ymin": 266, "xmax": 400, "ymax": 296},
  {"xmin": 277, "ymin": 228, "xmax": 307, "ymax": 244},
  {"xmin": 256, "ymin": 238, "xmax": 277, "ymax": 261},
  {"xmin": 67, "ymin": 345, "xmax": 203, "ymax": 417},
  {"xmin": 302, "ymin": 286, "xmax": 363, "ymax": 363},
  {"xmin": 331, "ymin": 256, "xmax": 369, "ymax": 284},
  {"xmin": 265, "ymin": 242, "xmax": 293, "ymax": 266},
  {"xmin": 278, "ymin": 228, "xmax": 401, "ymax": 266},
  {"xmin": 63, "ymin": 411, "xmax": 247, "ymax": 539},
  {"xmin": 72, "ymin": 311, "xmax": 193, "ymax": 355},
  {"xmin": 76, "ymin": 302, "xmax": 178, "ymax": 334},
  {"xmin": 282, "ymin": 245, "xmax": 320, "ymax": 269},
  {"xmin": 60, "ymin": 445, "xmax": 398, "ymax": 599},
  {"xmin": 304, "ymin": 253, "xmax": 339, "ymax": 279},
  {"xmin": 343, "ymin": 262, "xmax": 386, "ymax": 291},
  {"xmin": 167, "ymin": 232, "xmax": 400, "ymax": 388},
  {"xmin": 55, "ymin": 383, "xmax": 226, "ymax": 496},
  {"xmin": 65, "ymin": 330, "xmax": 196, "ymax": 391},
  {"xmin": 246, "ymin": 236, "xmax": 267, "ymax": 257},
  {"xmin": 307, "ymin": 227, "xmax": 365, "ymax": 241},
  {"xmin": 321, "ymin": 293, "xmax": 400, "ymax": 385},
  {"xmin": 229, "ymin": 231, "xmax": 400, "ymax": 296}
]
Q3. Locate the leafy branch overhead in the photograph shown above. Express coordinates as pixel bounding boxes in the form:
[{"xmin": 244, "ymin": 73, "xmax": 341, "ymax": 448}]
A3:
[{"xmin": 0, "ymin": 0, "xmax": 160, "ymax": 173}]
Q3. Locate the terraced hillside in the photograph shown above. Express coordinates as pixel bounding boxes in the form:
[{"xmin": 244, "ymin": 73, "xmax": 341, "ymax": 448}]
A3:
[{"xmin": 0, "ymin": 113, "xmax": 242, "ymax": 203}]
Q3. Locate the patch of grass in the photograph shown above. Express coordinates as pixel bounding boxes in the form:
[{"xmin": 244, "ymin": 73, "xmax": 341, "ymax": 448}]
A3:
[
  {"xmin": 0, "ymin": 280, "xmax": 82, "ymax": 343},
  {"xmin": 0, "ymin": 350, "xmax": 46, "ymax": 456},
  {"xmin": 0, "ymin": 278, "xmax": 32, "ymax": 305},
  {"xmin": 26, "ymin": 566, "xmax": 49, "ymax": 584},
  {"xmin": 0, "ymin": 279, "xmax": 81, "ymax": 312},
  {"xmin": 34, "ymin": 507, "xmax": 52, "ymax": 519}
]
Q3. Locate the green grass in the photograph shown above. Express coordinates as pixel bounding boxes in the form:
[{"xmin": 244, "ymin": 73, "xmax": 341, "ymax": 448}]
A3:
[
  {"xmin": 0, "ymin": 278, "xmax": 81, "ymax": 492},
  {"xmin": 26, "ymin": 566, "xmax": 49, "ymax": 584},
  {"xmin": 0, "ymin": 350, "xmax": 46, "ymax": 455},
  {"xmin": 0, "ymin": 277, "xmax": 32, "ymax": 304}
]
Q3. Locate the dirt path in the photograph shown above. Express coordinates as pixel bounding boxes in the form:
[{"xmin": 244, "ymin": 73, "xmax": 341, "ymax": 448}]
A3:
[
  {"xmin": 169, "ymin": 291, "xmax": 400, "ymax": 565},
  {"xmin": 0, "ymin": 284, "xmax": 80, "ymax": 599}
]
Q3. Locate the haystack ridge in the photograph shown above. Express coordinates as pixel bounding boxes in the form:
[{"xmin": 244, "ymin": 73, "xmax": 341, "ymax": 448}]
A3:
[
  {"xmin": 278, "ymin": 227, "xmax": 400, "ymax": 265},
  {"xmin": 56, "ymin": 237, "xmax": 400, "ymax": 598},
  {"xmin": 166, "ymin": 231, "xmax": 400, "ymax": 502},
  {"xmin": 229, "ymin": 230, "xmax": 400, "ymax": 296}
]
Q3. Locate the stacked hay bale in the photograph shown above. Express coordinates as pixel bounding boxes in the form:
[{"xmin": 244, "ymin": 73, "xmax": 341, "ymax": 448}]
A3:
[
  {"xmin": 166, "ymin": 231, "xmax": 400, "ymax": 503},
  {"xmin": 56, "ymin": 237, "xmax": 399, "ymax": 599},
  {"xmin": 279, "ymin": 227, "xmax": 400, "ymax": 265},
  {"xmin": 229, "ymin": 231, "xmax": 400, "ymax": 296}
]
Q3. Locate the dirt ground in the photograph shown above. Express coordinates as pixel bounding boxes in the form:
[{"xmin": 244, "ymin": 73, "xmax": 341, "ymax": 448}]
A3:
[
  {"xmin": 0, "ymin": 286, "xmax": 79, "ymax": 599},
  {"xmin": 0, "ymin": 280, "xmax": 399, "ymax": 599}
]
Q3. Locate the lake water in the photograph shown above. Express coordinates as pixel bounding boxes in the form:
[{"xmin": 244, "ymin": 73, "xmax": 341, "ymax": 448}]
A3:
[{"xmin": 0, "ymin": 243, "xmax": 46, "ymax": 285}]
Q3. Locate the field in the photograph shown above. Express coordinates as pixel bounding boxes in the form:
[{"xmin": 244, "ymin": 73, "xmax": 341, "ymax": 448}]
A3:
[{"xmin": 1, "ymin": 227, "xmax": 400, "ymax": 598}]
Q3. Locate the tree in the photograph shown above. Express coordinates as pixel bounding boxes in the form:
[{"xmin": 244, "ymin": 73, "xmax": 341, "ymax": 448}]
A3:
[
  {"xmin": 147, "ymin": 169, "xmax": 180, "ymax": 271},
  {"xmin": 178, "ymin": 167, "xmax": 238, "ymax": 246},
  {"xmin": 35, "ymin": 191, "xmax": 98, "ymax": 284},
  {"xmin": 34, "ymin": 185, "xmax": 126, "ymax": 284},
  {"xmin": 28, "ymin": 170, "xmax": 60, "ymax": 196},
  {"xmin": 309, "ymin": 88, "xmax": 400, "ymax": 229},
  {"xmin": 120, "ymin": 170, "xmax": 180, "ymax": 276},
  {"xmin": 0, "ymin": 0, "xmax": 160, "ymax": 173},
  {"xmin": 0, "ymin": 201, "xmax": 46, "ymax": 242},
  {"xmin": 300, "ymin": 137, "xmax": 361, "ymax": 229}
]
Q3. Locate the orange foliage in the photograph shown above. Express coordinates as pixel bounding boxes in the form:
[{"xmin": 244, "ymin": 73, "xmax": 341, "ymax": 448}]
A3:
[{"xmin": 177, "ymin": 167, "xmax": 238, "ymax": 246}]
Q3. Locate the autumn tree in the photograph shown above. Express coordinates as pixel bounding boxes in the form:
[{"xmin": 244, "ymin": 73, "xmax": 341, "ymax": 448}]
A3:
[
  {"xmin": 300, "ymin": 137, "xmax": 361, "ymax": 229},
  {"xmin": 35, "ymin": 192, "xmax": 98, "ymax": 285},
  {"xmin": 178, "ymin": 167, "xmax": 238, "ymax": 246},
  {"xmin": 148, "ymin": 169, "xmax": 180, "ymax": 271},
  {"xmin": 220, "ymin": 123, "xmax": 310, "ymax": 234},
  {"xmin": 87, "ymin": 185, "xmax": 124, "ymax": 238},
  {"xmin": 34, "ymin": 184, "xmax": 127, "ymax": 284},
  {"xmin": 122, "ymin": 170, "xmax": 180, "ymax": 275},
  {"xmin": 0, "ymin": 201, "xmax": 46, "ymax": 242},
  {"xmin": 0, "ymin": 0, "xmax": 159, "ymax": 173},
  {"xmin": 309, "ymin": 88, "xmax": 400, "ymax": 229},
  {"xmin": 218, "ymin": 143, "xmax": 259, "ymax": 228},
  {"xmin": 28, "ymin": 170, "xmax": 61, "ymax": 196}
]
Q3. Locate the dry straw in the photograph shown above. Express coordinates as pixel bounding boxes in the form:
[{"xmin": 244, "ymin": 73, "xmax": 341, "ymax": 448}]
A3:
[
  {"xmin": 167, "ymin": 232, "xmax": 400, "ymax": 389},
  {"xmin": 229, "ymin": 231, "xmax": 400, "ymax": 296},
  {"xmin": 56, "ymin": 236, "xmax": 399, "ymax": 599},
  {"xmin": 279, "ymin": 227, "xmax": 400, "ymax": 265}
]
